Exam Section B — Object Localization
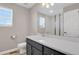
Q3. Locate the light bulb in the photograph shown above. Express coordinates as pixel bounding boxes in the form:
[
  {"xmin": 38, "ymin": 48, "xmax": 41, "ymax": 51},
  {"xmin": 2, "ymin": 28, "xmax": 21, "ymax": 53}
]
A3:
[
  {"xmin": 42, "ymin": 3, "xmax": 45, "ymax": 7},
  {"xmin": 50, "ymin": 3, "xmax": 54, "ymax": 6},
  {"xmin": 46, "ymin": 4, "xmax": 49, "ymax": 8}
]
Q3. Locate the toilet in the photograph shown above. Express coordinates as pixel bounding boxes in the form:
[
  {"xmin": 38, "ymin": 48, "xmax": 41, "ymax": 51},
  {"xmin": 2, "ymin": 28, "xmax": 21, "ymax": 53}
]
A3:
[{"xmin": 17, "ymin": 42, "xmax": 26, "ymax": 54}]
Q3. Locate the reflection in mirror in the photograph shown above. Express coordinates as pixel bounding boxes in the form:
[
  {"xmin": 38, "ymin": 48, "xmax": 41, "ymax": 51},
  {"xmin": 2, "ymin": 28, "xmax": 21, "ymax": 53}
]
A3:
[
  {"xmin": 38, "ymin": 14, "xmax": 46, "ymax": 34},
  {"xmin": 36, "ymin": 3, "xmax": 66, "ymax": 37},
  {"xmin": 37, "ymin": 3, "xmax": 79, "ymax": 38},
  {"xmin": 37, "ymin": 12, "xmax": 64, "ymax": 36},
  {"xmin": 38, "ymin": 13, "xmax": 53, "ymax": 35},
  {"xmin": 64, "ymin": 9, "xmax": 79, "ymax": 37}
]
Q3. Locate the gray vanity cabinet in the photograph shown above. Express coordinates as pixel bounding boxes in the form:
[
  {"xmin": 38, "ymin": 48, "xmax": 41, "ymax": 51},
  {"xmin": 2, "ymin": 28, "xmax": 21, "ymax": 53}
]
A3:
[{"xmin": 26, "ymin": 38, "xmax": 65, "ymax": 55}]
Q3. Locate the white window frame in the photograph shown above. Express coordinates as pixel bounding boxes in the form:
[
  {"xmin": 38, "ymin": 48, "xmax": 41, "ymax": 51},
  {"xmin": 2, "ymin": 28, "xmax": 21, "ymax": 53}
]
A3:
[{"xmin": 38, "ymin": 15, "xmax": 46, "ymax": 28}]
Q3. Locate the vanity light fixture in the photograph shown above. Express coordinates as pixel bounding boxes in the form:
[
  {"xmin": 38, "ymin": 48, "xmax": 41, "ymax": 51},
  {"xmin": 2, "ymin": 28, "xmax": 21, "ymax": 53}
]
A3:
[
  {"xmin": 41, "ymin": 3, "xmax": 54, "ymax": 8},
  {"xmin": 50, "ymin": 3, "xmax": 54, "ymax": 6},
  {"xmin": 46, "ymin": 4, "xmax": 50, "ymax": 8},
  {"xmin": 42, "ymin": 3, "xmax": 46, "ymax": 7}
]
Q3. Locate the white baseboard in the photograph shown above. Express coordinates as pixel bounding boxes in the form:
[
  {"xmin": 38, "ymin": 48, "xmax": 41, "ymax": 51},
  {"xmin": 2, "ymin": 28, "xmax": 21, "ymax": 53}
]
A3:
[{"xmin": 0, "ymin": 48, "xmax": 19, "ymax": 55}]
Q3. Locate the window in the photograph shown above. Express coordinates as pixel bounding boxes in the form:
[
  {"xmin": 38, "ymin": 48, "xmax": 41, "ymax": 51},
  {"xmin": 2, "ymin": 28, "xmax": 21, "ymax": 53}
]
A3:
[
  {"xmin": 0, "ymin": 7, "xmax": 13, "ymax": 26},
  {"xmin": 39, "ymin": 16, "xmax": 45, "ymax": 28}
]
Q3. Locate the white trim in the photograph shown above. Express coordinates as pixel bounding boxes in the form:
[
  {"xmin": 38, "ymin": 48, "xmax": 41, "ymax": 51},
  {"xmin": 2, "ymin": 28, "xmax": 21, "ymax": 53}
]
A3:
[{"xmin": 0, "ymin": 48, "xmax": 19, "ymax": 55}]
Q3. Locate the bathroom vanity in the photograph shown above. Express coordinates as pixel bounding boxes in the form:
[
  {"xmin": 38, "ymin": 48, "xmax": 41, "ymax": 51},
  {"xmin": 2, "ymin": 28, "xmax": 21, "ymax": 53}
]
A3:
[
  {"xmin": 26, "ymin": 38, "xmax": 65, "ymax": 55},
  {"xmin": 26, "ymin": 35, "xmax": 79, "ymax": 55}
]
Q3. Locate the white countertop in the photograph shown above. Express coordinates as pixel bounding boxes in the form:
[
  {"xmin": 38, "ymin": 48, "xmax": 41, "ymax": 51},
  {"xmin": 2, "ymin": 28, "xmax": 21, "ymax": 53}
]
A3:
[{"xmin": 26, "ymin": 35, "xmax": 79, "ymax": 55}]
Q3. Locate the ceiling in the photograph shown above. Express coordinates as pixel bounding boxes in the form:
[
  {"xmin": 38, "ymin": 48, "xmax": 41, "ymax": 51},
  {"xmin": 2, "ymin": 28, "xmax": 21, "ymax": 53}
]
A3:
[
  {"xmin": 17, "ymin": 3, "xmax": 74, "ymax": 16},
  {"xmin": 17, "ymin": 3, "xmax": 35, "ymax": 8}
]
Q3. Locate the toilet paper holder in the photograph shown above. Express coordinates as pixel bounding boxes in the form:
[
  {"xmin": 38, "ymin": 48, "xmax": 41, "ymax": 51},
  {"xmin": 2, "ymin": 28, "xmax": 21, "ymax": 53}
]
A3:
[{"xmin": 10, "ymin": 35, "xmax": 16, "ymax": 39}]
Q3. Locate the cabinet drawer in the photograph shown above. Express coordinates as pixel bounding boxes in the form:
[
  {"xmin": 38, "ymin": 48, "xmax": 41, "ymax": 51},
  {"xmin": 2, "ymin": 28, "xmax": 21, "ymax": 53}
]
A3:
[{"xmin": 27, "ymin": 38, "xmax": 42, "ymax": 51}]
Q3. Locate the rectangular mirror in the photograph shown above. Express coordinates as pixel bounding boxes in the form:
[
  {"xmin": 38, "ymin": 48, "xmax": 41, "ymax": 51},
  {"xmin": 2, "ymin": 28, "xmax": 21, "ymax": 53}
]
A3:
[{"xmin": 37, "ymin": 3, "xmax": 79, "ymax": 38}]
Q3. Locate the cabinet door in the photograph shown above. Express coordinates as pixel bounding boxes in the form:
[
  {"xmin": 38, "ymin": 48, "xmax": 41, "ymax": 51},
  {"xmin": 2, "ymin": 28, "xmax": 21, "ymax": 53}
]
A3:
[
  {"xmin": 27, "ymin": 39, "xmax": 42, "ymax": 51},
  {"xmin": 32, "ymin": 47, "xmax": 42, "ymax": 55},
  {"xmin": 44, "ymin": 46, "xmax": 54, "ymax": 55},
  {"xmin": 44, "ymin": 46, "xmax": 65, "ymax": 55},
  {"xmin": 27, "ymin": 43, "xmax": 32, "ymax": 55}
]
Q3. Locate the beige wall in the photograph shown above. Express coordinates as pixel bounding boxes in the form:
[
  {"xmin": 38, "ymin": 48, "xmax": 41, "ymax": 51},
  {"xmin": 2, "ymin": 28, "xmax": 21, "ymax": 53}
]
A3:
[
  {"xmin": 29, "ymin": 8, "xmax": 38, "ymax": 34},
  {"xmin": 0, "ymin": 3, "xmax": 30, "ymax": 51}
]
